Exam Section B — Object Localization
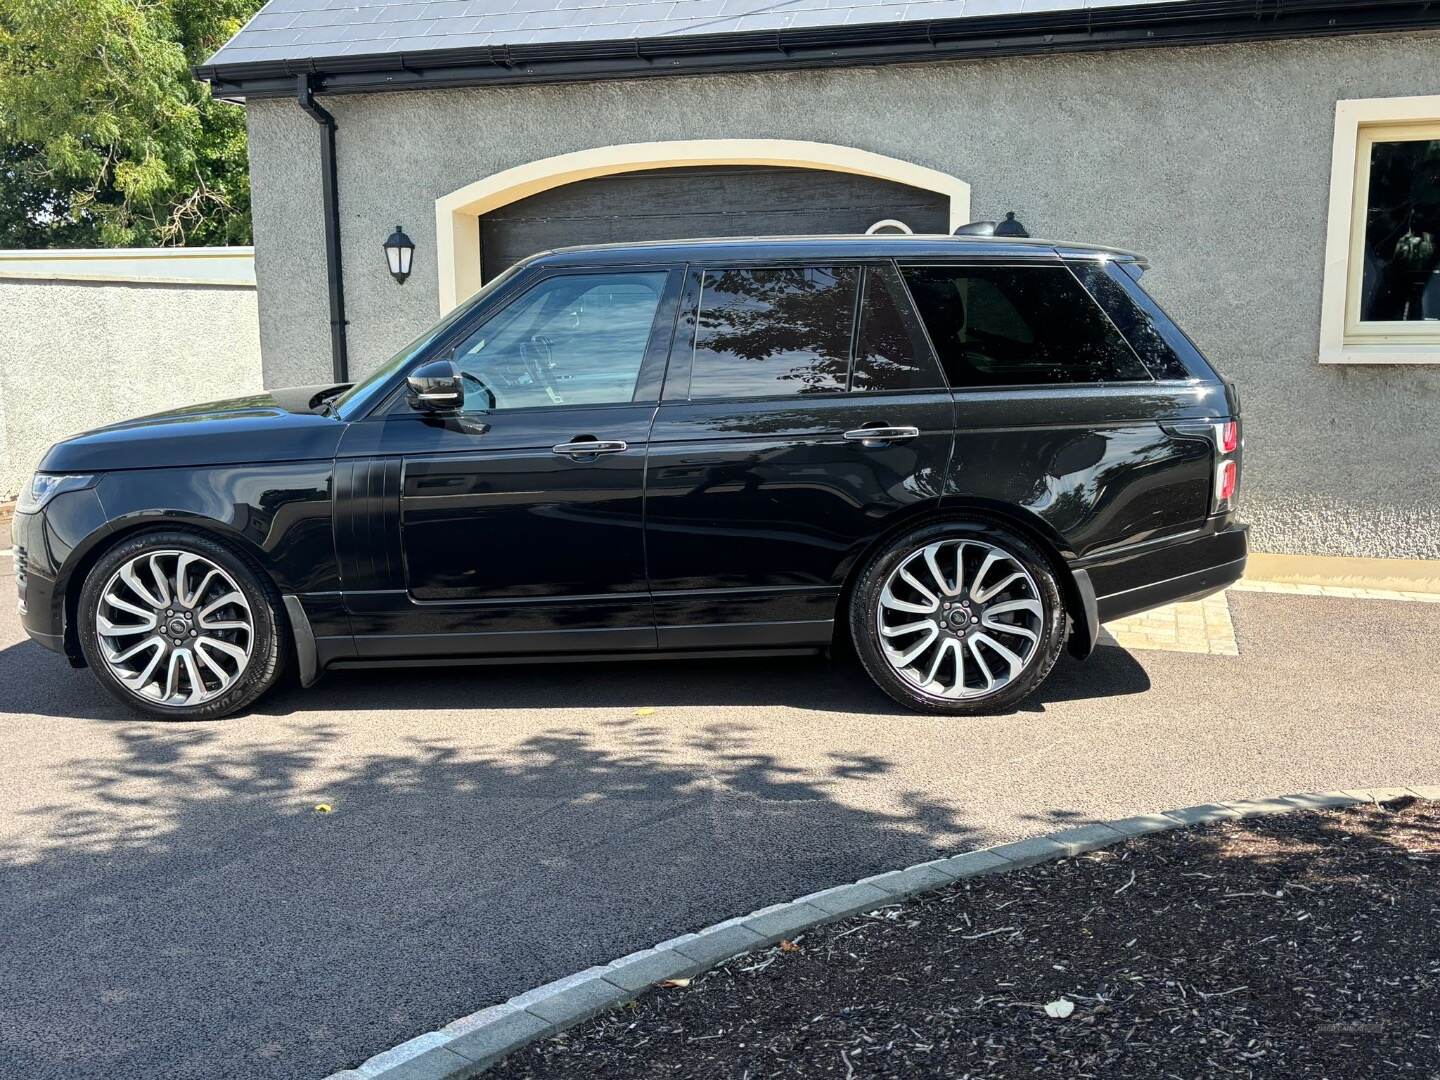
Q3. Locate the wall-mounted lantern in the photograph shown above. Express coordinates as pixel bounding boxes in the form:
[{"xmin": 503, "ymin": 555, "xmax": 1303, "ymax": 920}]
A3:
[{"xmin": 383, "ymin": 225, "xmax": 415, "ymax": 284}]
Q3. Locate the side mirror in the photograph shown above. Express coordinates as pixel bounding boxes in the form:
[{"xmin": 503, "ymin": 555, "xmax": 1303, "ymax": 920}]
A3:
[{"xmin": 406, "ymin": 359, "xmax": 464, "ymax": 412}]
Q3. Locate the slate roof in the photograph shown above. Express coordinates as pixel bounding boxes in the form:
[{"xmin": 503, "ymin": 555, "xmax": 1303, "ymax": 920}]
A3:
[{"xmin": 206, "ymin": 0, "xmax": 1188, "ymax": 68}]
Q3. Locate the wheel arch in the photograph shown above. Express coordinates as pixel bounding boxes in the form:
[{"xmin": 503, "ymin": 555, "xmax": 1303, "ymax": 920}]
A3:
[
  {"xmin": 61, "ymin": 514, "xmax": 286, "ymax": 664},
  {"xmin": 832, "ymin": 499, "xmax": 1096, "ymax": 659}
]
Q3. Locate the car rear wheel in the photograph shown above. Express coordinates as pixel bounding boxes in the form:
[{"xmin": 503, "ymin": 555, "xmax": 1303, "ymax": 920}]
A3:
[
  {"xmin": 850, "ymin": 521, "xmax": 1067, "ymax": 714},
  {"xmin": 77, "ymin": 530, "xmax": 286, "ymax": 720}
]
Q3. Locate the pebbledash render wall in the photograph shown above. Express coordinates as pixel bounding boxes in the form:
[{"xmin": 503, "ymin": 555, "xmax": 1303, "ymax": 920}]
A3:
[
  {"xmin": 244, "ymin": 31, "xmax": 1440, "ymax": 560},
  {"xmin": 0, "ymin": 251, "xmax": 263, "ymax": 500}
]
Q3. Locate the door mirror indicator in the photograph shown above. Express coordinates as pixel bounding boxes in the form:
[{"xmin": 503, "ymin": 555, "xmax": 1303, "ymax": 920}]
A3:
[{"xmin": 407, "ymin": 359, "xmax": 464, "ymax": 412}]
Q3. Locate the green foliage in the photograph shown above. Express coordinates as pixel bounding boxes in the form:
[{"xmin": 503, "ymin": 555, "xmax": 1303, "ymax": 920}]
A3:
[{"xmin": 0, "ymin": 0, "xmax": 263, "ymax": 247}]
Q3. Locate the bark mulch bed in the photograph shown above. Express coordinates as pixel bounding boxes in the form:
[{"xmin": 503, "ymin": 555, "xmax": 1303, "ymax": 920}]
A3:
[{"xmin": 490, "ymin": 797, "xmax": 1440, "ymax": 1079}]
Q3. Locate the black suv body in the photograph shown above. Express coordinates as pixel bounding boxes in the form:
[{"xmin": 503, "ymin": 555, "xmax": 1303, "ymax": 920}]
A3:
[{"xmin": 14, "ymin": 235, "xmax": 1246, "ymax": 719}]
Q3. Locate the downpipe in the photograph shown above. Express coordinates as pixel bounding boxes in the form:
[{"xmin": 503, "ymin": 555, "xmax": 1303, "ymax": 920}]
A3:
[{"xmin": 297, "ymin": 73, "xmax": 349, "ymax": 383}]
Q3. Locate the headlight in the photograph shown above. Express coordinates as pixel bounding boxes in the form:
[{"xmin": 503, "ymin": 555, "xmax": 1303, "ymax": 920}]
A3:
[{"xmin": 15, "ymin": 473, "xmax": 95, "ymax": 514}]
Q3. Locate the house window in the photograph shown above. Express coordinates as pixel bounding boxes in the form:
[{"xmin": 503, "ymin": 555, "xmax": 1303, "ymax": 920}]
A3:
[{"xmin": 1321, "ymin": 96, "xmax": 1440, "ymax": 364}]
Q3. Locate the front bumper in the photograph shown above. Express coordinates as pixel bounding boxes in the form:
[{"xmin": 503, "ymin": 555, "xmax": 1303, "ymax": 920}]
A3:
[
  {"xmin": 14, "ymin": 509, "xmax": 65, "ymax": 654},
  {"xmin": 13, "ymin": 487, "xmax": 109, "ymax": 659},
  {"xmin": 1082, "ymin": 521, "xmax": 1249, "ymax": 624}
]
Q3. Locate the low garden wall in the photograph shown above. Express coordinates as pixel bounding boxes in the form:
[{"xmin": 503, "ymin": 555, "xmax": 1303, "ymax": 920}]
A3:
[{"xmin": 0, "ymin": 248, "xmax": 263, "ymax": 500}]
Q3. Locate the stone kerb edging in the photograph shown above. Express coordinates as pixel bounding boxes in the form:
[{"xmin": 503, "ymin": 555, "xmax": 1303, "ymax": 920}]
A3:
[{"xmin": 324, "ymin": 785, "xmax": 1437, "ymax": 1080}]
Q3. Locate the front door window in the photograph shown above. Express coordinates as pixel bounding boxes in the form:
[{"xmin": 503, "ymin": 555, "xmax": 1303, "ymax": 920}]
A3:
[{"xmin": 450, "ymin": 271, "xmax": 668, "ymax": 410}]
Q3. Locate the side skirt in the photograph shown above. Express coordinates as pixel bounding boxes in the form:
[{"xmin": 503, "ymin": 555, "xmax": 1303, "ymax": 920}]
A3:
[{"xmin": 326, "ymin": 647, "xmax": 823, "ymax": 671}]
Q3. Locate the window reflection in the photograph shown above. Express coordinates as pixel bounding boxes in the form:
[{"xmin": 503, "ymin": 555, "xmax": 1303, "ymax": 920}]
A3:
[
  {"xmin": 451, "ymin": 271, "xmax": 666, "ymax": 410},
  {"xmin": 852, "ymin": 264, "xmax": 944, "ymax": 392},
  {"xmin": 1361, "ymin": 139, "xmax": 1440, "ymax": 323},
  {"xmin": 691, "ymin": 267, "xmax": 858, "ymax": 398},
  {"xmin": 902, "ymin": 266, "xmax": 1150, "ymax": 388},
  {"xmin": 1071, "ymin": 263, "xmax": 1190, "ymax": 381}
]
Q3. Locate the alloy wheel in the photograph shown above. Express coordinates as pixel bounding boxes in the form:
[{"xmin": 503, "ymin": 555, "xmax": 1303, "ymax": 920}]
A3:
[
  {"xmin": 95, "ymin": 550, "xmax": 254, "ymax": 707},
  {"xmin": 875, "ymin": 538, "xmax": 1043, "ymax": 699}
]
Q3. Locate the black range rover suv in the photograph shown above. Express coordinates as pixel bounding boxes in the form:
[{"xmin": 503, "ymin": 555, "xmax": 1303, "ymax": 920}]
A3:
[{"xmin": 14, "ymin": 235, "xmax": 1246, "ymax": 720}]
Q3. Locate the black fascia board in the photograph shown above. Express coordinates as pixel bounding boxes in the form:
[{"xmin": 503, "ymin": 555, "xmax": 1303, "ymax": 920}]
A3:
[{"xmin": 196, "ymin": 0, "xmax": 1440, "ymax": 101}]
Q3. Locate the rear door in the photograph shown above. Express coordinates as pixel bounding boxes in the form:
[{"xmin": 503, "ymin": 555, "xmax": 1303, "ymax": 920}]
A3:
[
  {"xmin": 897, "ymin": 258, "xmax": 1217, "ymax": 557},
  {"xmin": 643, "ymin": 261, "xmax": 954, "ymax": 649}
]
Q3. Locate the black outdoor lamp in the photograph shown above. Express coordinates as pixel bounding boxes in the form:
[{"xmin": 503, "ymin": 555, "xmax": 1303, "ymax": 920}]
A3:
[
  {"xmin": 383, "ymin": 225, "xmax": 415, "ymax": 284},
  {"xmin": 993, "ymin": 211, "xmax": 1030, "ymax": 238}
]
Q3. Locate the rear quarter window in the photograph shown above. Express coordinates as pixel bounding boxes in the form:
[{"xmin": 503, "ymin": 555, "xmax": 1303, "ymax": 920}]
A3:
[
  {"xmin": 1069, "ymin": 262, "xmax": 1192, "ymax": 381},
  {"xmin": 900, "ymin": 265, "xmax": 1151, "ymax": 388}
]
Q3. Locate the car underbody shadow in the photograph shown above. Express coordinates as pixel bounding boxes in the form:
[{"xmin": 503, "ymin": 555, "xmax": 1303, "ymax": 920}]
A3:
[{"xmin": 0, "ymin": 633, "xmax": 1151, "ymax": 723}]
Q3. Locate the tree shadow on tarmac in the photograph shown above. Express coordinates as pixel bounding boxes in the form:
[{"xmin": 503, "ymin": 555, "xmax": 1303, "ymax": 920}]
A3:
[{"xmin": 0, "ymin": 639, "xmax": 1148, "ymax": 1080}]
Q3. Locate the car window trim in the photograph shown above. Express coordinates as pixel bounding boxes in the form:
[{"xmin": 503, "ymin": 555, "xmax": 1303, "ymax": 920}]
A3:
[
  {"xmin": 844, "ymin": 268, "xmax": 866, "ymax": 392},
  {"xmin": 662, "ymin": 267, "xmax": 701, "ymax": 402}
]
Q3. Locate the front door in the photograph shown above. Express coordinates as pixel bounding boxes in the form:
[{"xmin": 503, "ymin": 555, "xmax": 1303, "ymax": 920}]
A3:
[
  {"xmin": 643, "ymin": 262, "xmax": 955, "ymax": 649},
  {"xmin": 339, "ymin": 267, "xmax": 681, "ymax": 659}
]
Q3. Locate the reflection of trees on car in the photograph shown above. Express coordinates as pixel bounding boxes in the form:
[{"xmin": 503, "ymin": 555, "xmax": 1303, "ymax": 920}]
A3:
[
  {"xmin": 695, "ymin": 267, "xmax": 858, "ymax": 395},
  {"xmin": 452, "ymin": 272, "xmax": 666, "ymax": 409}
]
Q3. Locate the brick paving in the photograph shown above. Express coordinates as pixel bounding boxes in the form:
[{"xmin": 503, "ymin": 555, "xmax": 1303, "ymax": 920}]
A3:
[
  {"xmin": 1099, "ymin": 591, "xmax": 1238, "ymax": 656},
  {"xmin": 1098, "ymin": 578, "xmax": 1439, "ymax": 657}
]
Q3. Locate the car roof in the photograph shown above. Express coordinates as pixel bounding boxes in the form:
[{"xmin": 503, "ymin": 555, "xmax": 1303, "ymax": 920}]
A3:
[{"xmin": 532, "ymin": 234, "xmax": 1145, "ymax": 267}]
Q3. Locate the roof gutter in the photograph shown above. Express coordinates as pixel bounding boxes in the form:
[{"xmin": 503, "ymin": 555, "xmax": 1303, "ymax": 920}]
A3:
[
  {"xmin": 296, "ymin": 73, "xmax": 348, "ymax": 382},
  {"xmin": 199, "ymin": 0, "xmax": 1440, "ymax": 101}
]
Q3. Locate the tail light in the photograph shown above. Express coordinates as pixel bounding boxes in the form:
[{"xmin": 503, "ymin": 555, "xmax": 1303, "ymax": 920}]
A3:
[
  {"xmin": 1217, "ymin": 459, "xmax": 1237, "ymax": 502},
  {"xmin": 1217, "ymin": 420, "xmax": 1238, "ymax": 454},
  {"xmin": 1212, "ymin": 418, "xmax": 1241, "ymax": 513}
]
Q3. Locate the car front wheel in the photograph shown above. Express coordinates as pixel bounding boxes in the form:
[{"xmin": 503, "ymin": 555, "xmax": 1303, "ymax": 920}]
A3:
[
  {"xmin": 851, "ymin": 521, "xmax": 1067, "ymax": 715},
  {"xmin": 77, "ymin": 530, "xmax": 286, "ymax": 720}
]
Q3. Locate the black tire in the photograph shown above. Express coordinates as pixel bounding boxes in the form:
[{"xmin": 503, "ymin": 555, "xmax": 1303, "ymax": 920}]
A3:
[
  {"xmin": 850, "ymin": 520, "xmax": 1067, "ymax": 715},
  {"xmin": 77, "ymin": 529, "xmax": 287, "ymax": 721}
]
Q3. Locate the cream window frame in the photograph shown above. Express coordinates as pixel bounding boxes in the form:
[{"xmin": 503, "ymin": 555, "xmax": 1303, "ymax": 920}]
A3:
[{"xmin": 1320, "ymin": 95, "xmax": 1440, "ymax": 364}]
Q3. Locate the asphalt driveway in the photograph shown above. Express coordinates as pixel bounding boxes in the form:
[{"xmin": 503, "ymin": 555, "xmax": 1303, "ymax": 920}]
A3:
[{"xmin": 0, "ymin": 551, "xmax": 1437, "ymax": 1080}]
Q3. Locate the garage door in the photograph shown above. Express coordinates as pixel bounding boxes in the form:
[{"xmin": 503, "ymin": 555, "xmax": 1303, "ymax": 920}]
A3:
[{"xmin": 478, "ymin": 165, "xmax": 950, "ymax": 281}]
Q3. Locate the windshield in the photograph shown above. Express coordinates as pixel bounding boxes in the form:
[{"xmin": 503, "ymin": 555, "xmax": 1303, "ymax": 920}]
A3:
[{"xmin": 331, "ymin": 261, "xmax": 529, "ymax": 419}]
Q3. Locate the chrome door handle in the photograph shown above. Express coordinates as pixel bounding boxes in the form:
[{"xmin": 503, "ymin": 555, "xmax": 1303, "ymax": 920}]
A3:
[
  {"xmin": 552, "ymin": 439, "xmax": 628, "ymax": 458},
  {"xmin": 842, "ymin": 425, "xmax": 920, "ymax": 446}
]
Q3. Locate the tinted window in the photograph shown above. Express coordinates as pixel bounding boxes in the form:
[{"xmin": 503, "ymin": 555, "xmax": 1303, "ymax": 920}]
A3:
[
  {"xmin": 851, "ymin": 264, "xmax": 945, "ymax": 392},
  {"xmin": 1070, "ymin": 262, "xmax": 1190, "ymax": 380},
  {"xmin": 901, "ymin": 265, "xmax": 1150, "ymax": 388},
  {"xmin": 690, "ymin": 266, "xmax": 858, "ymax": 398},
  {"xmin": 451, "ymin": 271, "xmax": 666, "ymax": 410},
  {"xmin": 1361, "ymin": 138, "xmax": 1440, "ymax": 322}
]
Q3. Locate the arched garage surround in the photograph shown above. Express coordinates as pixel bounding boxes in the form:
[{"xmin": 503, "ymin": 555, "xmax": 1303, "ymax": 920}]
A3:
[{"xmin": 434, "ymin": 139, "xmax": 972, "ymax": 312}]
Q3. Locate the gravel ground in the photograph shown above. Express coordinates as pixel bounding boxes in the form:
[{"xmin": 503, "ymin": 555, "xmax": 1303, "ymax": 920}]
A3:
[{"xmin": 494, "ymin": 798, "xmax": 1440, "ymax": 1079}]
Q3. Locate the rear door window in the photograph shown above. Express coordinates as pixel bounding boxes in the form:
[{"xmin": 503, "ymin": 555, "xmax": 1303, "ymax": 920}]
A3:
[
  {"xmin": 851, "ymin": 263, "xmax": 946, "ymax": 392},
  {"xmin": 900, "ymin": 265, "xmax": 1151, "ymax": 388},
  {"xmin": 690, "ymin": 266, "xmax": 858, "ymax": 398}
]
